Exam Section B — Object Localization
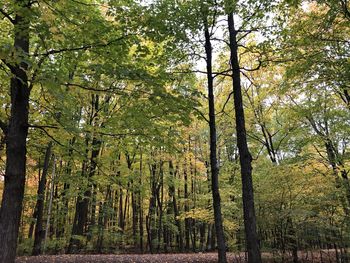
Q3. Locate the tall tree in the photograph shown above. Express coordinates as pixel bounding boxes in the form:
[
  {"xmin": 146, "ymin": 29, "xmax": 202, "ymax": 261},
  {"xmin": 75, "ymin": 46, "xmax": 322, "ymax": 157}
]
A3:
[
  {"xmin": 204, "ymin": 15, "xmax": 227, "ymax": 263},
  {"xmin": 0, "ymin": 1, "xmax": 31, "ymax": 262},
  {"xmin": 32, "ymin": 142, "xmax": 52, "ymax": 255},
  {"xmin": 227, "ymin": 12, "xmax": 262, "ymax": 263}
]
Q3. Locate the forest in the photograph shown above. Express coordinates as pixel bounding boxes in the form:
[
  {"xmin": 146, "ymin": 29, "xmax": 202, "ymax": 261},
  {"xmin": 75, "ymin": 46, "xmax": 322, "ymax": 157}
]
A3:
[{"xmin": 0, "ymin": 0, "xmax": 349, "ymax": 263}]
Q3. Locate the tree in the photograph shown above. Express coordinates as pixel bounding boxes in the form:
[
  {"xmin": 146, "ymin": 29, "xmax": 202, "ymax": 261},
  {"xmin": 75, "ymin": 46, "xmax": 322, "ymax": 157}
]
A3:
[
  {"xmin": 0, "ymin": 1, "xmax": 31, "ymax": 262},
  {"xmin": 204, "ymin": 10, "xmax": 227, "ymax": 263},
  {"xmin": 227, "ymin": 12, "xmax": 262, "ymax": 263},
  {"xmin": 32, "ymin": 142, "xmax": 52, "ymax": 255}
]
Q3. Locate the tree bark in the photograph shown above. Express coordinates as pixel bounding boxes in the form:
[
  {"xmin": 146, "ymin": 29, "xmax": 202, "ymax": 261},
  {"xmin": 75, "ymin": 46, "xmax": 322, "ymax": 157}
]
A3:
[
  {"xmin": 204, "ymin": 21, "xmax": 227, "ymax": 263},
  {"xmin": 0, "ymin": 2, "xmax": 31, "ymax": 262},
  {"xmin": 227, "ymin": 13, "xmax": 262, "ymax": 263},
  {"xmin": 139, "ymin": 149, "xmax": 144, "ymax": 252},
  {"xmin": 43, "ymin": 157, "xmax": 56, "ymax": 253},
  {"xmin": 68, "ymin": 96, "xmax": 102, "ymax": 252},
  {"xmin": 184, "ymin": 156, "xmax": 190, "ymax": 251},
  {"xmin": 32, "ymin": 143, "xmax": 52, "ymax": 255},
  {"xmin": 169, "ymin": 161, "xmax": 183, "ymax": 252}
]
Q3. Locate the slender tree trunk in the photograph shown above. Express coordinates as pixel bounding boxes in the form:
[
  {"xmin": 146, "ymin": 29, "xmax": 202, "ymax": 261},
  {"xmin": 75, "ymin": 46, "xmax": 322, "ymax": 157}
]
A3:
[
  {"xmin": 118, "ymin": 189, "xmax": 124, "ymax": 231},
  {"xmin": 0, "ymin": 3, "xmax": 31, "ymax": 262},
  {"xmin": 29, "ymin": 163, "xmax": 41, "ymax": 240},
  {"xmin": 67, "ymin": 159, "xmax": 88, "ymax": 253},
  {"xmin": 139, "ymin": 150, "xmax": 144, "ymax": 252},
  {"xmin": 97, "ymin": 186, "xmax": 111, "ymax": 252},
  {"xmin": 200, "ymin": 222, "xmax": 206, "ymax": 252},
  {"xmin": 169, "ymin": 161, "xmax": 183, "ymax": 252},
  {"xmin": 204, "ymin": 21, "xmax": 227, "ymax": 263},
  {"xmin": 147, "ymin": 163, "xmax": 158, "ymax": 253},
  {"xmin": 43, "ymin": 157, "xmax": 56, "ymax": 253},
  {"xmin": 32, "ymin": 143, "xmax": 52, "ymax": 255},
  {"xmin": 68, "ymin": 96, "xmax": 102, "ymax": 252},
  {"xmin": 227, "ymin": 13, "xmax": 262, "ymax": 263},
  {"xmin": 184, "ymin": 158, "xmax": 190, "ymax": 251},
  {"xmin": 157, "ymin": 162, "xmax": 164, "ymax": 252}
]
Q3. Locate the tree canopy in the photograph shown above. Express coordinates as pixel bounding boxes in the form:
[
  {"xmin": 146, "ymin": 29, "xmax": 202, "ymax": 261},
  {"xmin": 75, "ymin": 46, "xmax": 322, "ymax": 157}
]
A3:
[{"xmin": 0, "ymin": 0, "xmax": 349, "ymax": 262}]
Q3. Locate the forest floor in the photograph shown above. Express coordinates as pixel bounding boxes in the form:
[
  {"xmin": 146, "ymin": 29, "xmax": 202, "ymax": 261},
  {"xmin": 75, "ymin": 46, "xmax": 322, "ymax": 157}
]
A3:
[{"xmin": 15, "ymin": 251, "xmax": 340, "ymax": 263}]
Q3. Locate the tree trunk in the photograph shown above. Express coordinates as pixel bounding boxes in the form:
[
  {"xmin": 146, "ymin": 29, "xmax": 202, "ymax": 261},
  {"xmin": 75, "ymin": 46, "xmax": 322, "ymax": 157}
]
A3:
[
  {"xmin": 68, "ymin": 96, "xmax": 102, "ymax": 252},
  {"xmin": 227, "ymin": 12, "xmax": 262, "ymax": 263},
  {"xmin": 43, "ymin": 157, "xmax": 56, "ymax": 253},
  {"xmin": 32, "ymin": 142, "xmax": 52, "ymax": 255},
  {"xmin": 0, "ymin": 3, "xmax": 31, "ymax": 262},
  {"xmin": 204, "ymin": 21, "xmax": 227, "ymax": 263},
  {"xmin": 29, "ymin": 162, "xmax": 41, "ymax": 240},
  {"xmin": 139, "ymin": 150, "xmax": 144, "ymax": 252},
  {"xmin": 67, "ymin": 159, "xmax": 89, "ymax": 253},
  {"xmin": 184, "ymin": 158, "xmax": 190, "ymax": 251},
  {"xmin": 169, "ymin": 161, "xmax": 183, "ymax": 252},
  {"xmin": 147, "ymin": 163, "xmax": 158, "ymax": 253}
]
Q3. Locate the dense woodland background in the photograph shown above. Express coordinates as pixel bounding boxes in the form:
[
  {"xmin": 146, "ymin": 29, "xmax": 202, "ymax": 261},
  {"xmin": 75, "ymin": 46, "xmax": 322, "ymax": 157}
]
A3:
[{"xmin": 0, "ymin": 0, "xmax": 349, "ymax": 262}]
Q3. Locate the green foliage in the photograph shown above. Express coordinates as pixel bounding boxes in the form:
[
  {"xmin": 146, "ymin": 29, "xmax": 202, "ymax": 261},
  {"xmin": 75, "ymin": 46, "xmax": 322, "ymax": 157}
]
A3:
[{"xmin": 0, "ymin": 0, "xmax": 349, "ymax": 258}]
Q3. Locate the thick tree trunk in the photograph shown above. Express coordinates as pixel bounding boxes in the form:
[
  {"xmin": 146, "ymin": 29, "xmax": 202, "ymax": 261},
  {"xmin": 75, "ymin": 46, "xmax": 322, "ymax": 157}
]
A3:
[
  {"xmin": 204, "ymin": 22, "xmax": 227, "ymax": 263},
  {"xmin": 0, "ymin": 3, "xmax": 31, "ymax": 262},
  {"xmin": 32, "ymin": 143, "xmax": 52, "ymax": 255},
  {"xmin": 227, "ymin": 13, "xmax": 262, "ymax": 263}
]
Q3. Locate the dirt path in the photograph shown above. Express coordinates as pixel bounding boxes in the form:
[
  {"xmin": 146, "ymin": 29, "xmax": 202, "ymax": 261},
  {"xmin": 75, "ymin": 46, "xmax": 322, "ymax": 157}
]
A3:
[
  {"xmin": 16, "ymin": 253, "xmax": 243, "ymax": 263},
  {"xmin": 16, "ymin": 251, "xmax": 338, "ymax": 263}
]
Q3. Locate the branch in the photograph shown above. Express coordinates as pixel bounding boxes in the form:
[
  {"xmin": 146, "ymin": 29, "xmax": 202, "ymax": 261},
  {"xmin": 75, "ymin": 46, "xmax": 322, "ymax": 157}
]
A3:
[
  {"xmin": 28, "ymin": 124, "xmax": 58, "ymax": 129},
  {"xmin": 0, "ymin": 8, "xmax": 15, "ymax": 24},
  {"xmin": 211, "ymin": 37, "xmax": 230, "ymax": 46},
  {"xmin": 0, "ymin": 119, "xmax": 8, "ymax": 134},
  {"xmin": 65, "ymin": 82, "xmax": 129, "ymax": 95},
  {"xmin": 193, "ymin": 107, "xmax": 209, "ymax": 123},
  {"xmin": 340, "ymin": 0, "xmax": 350, "ymax": 20},
  {"xmin": 66, "ymin": 82, "xmax": 113, "ymax": 92},
  {"xmin": 28, "ymin": 52, "xmax": 47, "ymax": 91},
  {"xmin": 170, "ymin": 69, "xmax": 232, "ymax": 78},
  {"xmin": 238, "ymin": 2, "xmax": 263, "ymax": 31},
  {"xmin": 29, "ymin": 125, "xmax": 87, "ymax": 157},
  {"xmin": 98, "ymin": 131, "xmax": 146, "ymax": 137},
  {"xmin": 241, "ymin": 70, "xmax": 256, "ymax": 86},
  {"xmin": 1, "ymin": 58, "xmax": 16, "ymax": 72},
  {"xmin": 247, "ymin": 133, "xmax": 267, "ymax": 146},
  {"xmin": 29, "ymin": 126, "xmax": 65, "ymax": 147},
  {"xmin": 32, "ymin": 35, "xmax": 127, "ymax": 57},
  {"xmin": 217, "ymin": 91, "xmax": 234, "ymax": 115},
  {"xmin": 240, "ymin": 60, "xmax": 262, "ymax": 72}
]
